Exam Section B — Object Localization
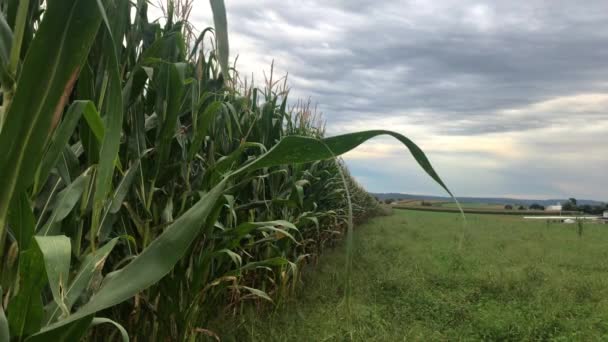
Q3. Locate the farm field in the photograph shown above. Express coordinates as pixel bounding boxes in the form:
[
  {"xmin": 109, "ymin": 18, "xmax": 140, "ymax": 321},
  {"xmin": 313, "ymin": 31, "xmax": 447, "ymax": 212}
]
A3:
[
  {"xmin": 440, "ymin": 202, "xmax": 505, "ymax": 209},
  {"xmin": 393, "ymin": 200, "xmax": 568, "ymax": 215},
  {"xmin": 213, "ymin": 209, "xmax": 608, "ymax": 341},
  {"xmin": 1, "ymin": 1, "xmax": 607, "ymax": 341}
]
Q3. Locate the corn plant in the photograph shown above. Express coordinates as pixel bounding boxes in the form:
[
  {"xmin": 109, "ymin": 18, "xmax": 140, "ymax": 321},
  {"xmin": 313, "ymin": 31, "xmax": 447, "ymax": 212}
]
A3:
[{"xmin": 0, "ymin": 0, "xmax": 455, "ymax": 340}]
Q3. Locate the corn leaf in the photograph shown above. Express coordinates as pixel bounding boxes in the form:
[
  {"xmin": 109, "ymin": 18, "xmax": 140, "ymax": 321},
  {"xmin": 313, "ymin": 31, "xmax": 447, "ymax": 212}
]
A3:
[
  {"xmin": 0, "ymin": 287, "xmax": 9, "ymax": 342},
  {"xmin": 209, "ymin": 0, "xmax": 229, "ymax": 78},
  {"xmin": 38, "ymin": 168, "xmax": 91, "ymax": 236},
  {"xmin": 188, "ymin": 100, "xmax": 223, "ymax": 161},
  {"xmin": 90, "ymin": 317, "xmax": 129, "ymax": 342},
  {"xmin": 0, "ymin": 12, "xmax": 13, "ymax": 82},
  {"xmin": 108, "ymin": 161, "xmax": 140, "ymax": 214},
  {"xmin": 7, "ymin": 247, "xmax": 46, "ymax": 337},
  {"xmin": 156, "ymin": 62, "xmax": 186, "ymax": 172},
  {"xmin": 91, "ymin": 0, "xmax": 125, "ymax": 240},
  {"xmin": 234, "ymin": 130, "xmax": 454, "ymax": 197},
  {"xmin": 81, "ymin": 103, "xmax": 105, "ymax": 144},
  {"xmin": 237, "ymin": 257, "xmax": 290, "ymax": 273},
  {"xmin": 45, "ymin": 238, "xmax": 118, "ymax": 324},
  {"xmin": 25, "ymin": 316, "xmax": 93, "ymax": 342},
  {"xmin": 32, "ymin": 179, "xmax": 227, "ymax": 335},
  {"xmin": 34, "ymin": 236, "xmax": 71, "ymax": 317},
  {"xmin": 35, "ymin": 101, "xmax": 93, "ymax": 194},
  {"xmin": 0, "ymin": 0, "xmax": 102, "ymax": 251},
  {"xmin": 237, "ymin": 286, "xmax": 272, "ymax": 302},
  {"xmin": 8, "ymin": 192, "xmax": 35, "ymax": 250}
]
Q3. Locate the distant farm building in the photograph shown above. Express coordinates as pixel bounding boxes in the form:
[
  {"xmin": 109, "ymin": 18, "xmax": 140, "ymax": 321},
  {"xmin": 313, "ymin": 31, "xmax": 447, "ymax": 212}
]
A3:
[{"xmin": 545, "ymin": 204, "xmax": 562, "ymax": 212}]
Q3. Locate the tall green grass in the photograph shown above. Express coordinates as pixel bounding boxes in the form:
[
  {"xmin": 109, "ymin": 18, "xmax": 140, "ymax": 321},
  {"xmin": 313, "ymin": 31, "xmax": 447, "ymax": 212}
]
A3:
[
  {"xmin": 225, "ymin": 211, "xmax": 608, "ymax": 341},
  {"xmin": 0, "ymin": 1, "xmax": 453, "ymax": 340}
]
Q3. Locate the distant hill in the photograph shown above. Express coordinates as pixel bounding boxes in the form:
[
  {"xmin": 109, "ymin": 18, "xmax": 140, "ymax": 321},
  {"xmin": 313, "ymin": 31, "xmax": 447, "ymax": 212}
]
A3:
[{"xmin": 371, "ymin": 193, "xmax": 605, "ymax": 207}]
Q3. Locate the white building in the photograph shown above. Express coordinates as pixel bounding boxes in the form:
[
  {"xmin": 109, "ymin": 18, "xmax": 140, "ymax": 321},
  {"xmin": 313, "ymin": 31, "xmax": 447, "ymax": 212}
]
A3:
[{"xmin": 545, "ymin": 204, "xmax": 562, "ymax": 212}]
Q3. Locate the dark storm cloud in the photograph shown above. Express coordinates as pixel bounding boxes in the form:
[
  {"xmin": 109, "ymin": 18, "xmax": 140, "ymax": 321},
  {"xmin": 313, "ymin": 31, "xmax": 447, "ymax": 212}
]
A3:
[{"xmin": 214, "ymin": 0, "xmax": 608, "ymax": 135}]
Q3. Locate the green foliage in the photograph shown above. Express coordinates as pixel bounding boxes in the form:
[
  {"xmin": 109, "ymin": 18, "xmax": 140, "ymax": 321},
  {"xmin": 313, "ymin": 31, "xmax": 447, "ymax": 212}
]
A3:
[
  {"xmin": 0, "ymin": 0, "xmax": 452, "ymax": 340},
  {"xmin": 218, "ymin": 211, "xmax": 608, "ymax": 341}
]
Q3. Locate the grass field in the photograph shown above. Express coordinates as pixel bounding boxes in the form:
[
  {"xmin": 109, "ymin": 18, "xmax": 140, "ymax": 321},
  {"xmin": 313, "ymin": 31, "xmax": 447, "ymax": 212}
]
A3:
[{"xmin": 213, "ymin": 209, "xmax": 608, "ymax": 341}]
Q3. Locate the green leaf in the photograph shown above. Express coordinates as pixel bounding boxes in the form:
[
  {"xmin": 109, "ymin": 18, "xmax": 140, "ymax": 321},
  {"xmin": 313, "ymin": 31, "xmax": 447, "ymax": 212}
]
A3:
[
  {"xmin": 203, "ymin": 142, "xmax": 266, "ymax": 188},
  {"xmin": 81, "ymin": 102, "xmax": 105, "ymax": 144},
  {"xmin": 56, "ymin": 145, "xmax": 81, "ymax": 185},
  {"xmin": 35, "ymin": 101, "xmax": 93, "ymax": 194},
  {"xmin": 237, "ymin": 286, "xmax": 272, "ymax": 302},
  {"xmin": 25, "ymin": 316, "xmax": 93, "ymax": 342},
  {"xmin": 8, "ymin": 247, "xmax": 46, "ymax": 337},
  {"xmin": 213, "ymin": 248, "xmax": 242, "ymax": 268},
  {"xmin": 237, "ymin": 257, "xmax": 290, "ymax": 272},
  {"xmin": 188, "ymin": 100, "xmax": 223, "ymax": 161},
  {"xmin": 258, "ymin": 226, "xmax": 299, "ymax": 244},
  {"xmin": 34, "ymin": 236, "xmax": 71, "ymax": 317},
  {"xmin": 8, "ymin": 192, "xmax": 35, "ymax": 250},
  {"xmin": 0, "ymin": 12, "xmax": 13, "ymax": 83},
  {"xmin": 0, "ymin": 287, "xmax": 9, "ymax": 342},
  {"xmin": 0, "ymin": 0, "xmax": 103, "ymax": 255},
  {"xmin": 38, "ymin": 169, "xmax": 92, "ymax": 236},
  {"xmin": 7, "ymin": 0, "xmax": 29, "ymax": 79},
  {"xmin": 231, "ymin": 220, "xmax": 297, "ymax": 238},
  {"xmin": 107, "ymin": 161, "xmax": 140, "ymax": 214},
  {"xmin": 45, "ymin": 239, "xmax": 118, "ymax": 324},
  {"xmin": 156, "ymin": 62, "xmax": 186, "ymax": 172},
  {"xmin": 209, "ymin": 0, "xmax": 229, "ymax": 78},
  {"xmin": 91, "ymin": 0, "xmax": 125, "ymax": 242},
  {"xmin": 33, "ymin": 180, "xmax": 227, "ymax": 335},
  {"xmin": 234, "ymin": 130, "xmax": 454, "ymax": 197},
  {"xmin": 90, "ymin": 317, "xmax": 129, "ymax": 342}
]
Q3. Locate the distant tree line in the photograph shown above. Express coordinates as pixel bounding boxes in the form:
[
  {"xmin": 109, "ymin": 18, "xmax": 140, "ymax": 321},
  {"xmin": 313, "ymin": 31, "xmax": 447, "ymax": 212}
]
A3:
[
  {"xmin": 504, "ymin": 204, "xmax": 536, "ymax": 210},
  {"xmin": 563, "ymin": 198, "xmax": 607, "ymax": 214},
  {"xmin": 502, "ymin": 198, "xmax": 607, "ymax": 214}
]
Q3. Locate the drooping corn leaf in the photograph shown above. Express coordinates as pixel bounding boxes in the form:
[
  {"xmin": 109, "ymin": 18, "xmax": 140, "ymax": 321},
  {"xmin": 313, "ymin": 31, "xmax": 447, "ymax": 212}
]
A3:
[
  {"xmin": 90, "ymin": 317, "xmax": 129, "ymax": 342},
  {"xmin": 234, "ymin": 130, "xmax": 454, "ymax": 198},
  {"xmin": 25, "ymin": 316, "xmax": 93, "ymax": 342},
  {"xmin": 237, "ymin": 286, "xmax": 273, "ymax": 302}
]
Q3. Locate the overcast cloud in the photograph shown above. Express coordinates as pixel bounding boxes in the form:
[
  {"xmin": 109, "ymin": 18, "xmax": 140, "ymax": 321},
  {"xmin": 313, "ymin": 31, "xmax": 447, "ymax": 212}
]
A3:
[{"xmin": 161, "ymin": 1, "xmax": 608, "ymax": 201}]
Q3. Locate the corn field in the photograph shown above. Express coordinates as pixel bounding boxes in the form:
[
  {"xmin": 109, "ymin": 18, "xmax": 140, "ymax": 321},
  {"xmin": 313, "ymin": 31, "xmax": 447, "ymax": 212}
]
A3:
[{"xmin": 0, "ymin": 0, "xmax": 452, "ymax": 340}]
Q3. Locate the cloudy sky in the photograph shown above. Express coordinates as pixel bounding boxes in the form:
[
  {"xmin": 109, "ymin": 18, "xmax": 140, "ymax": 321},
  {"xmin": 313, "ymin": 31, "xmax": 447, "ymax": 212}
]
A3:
[{"xmin": 159, "ymin": 1, "xmax": 608, "ymax": 201}]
